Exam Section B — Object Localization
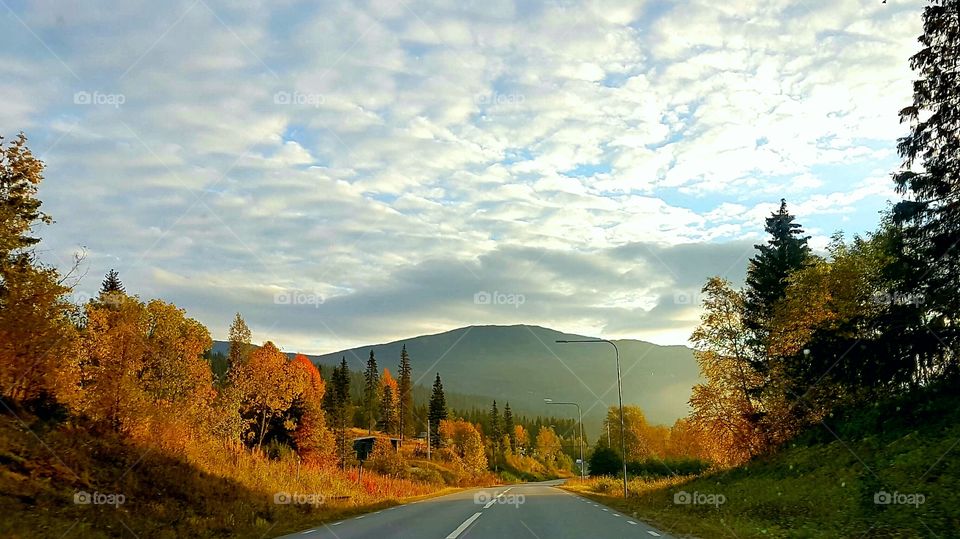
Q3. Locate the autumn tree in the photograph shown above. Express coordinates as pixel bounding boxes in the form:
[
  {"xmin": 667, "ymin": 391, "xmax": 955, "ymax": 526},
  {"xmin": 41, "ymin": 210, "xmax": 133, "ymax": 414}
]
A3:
[
  {"xmin": 428, "ymin": 373, "xmax": 447, "ymax": 449},
  {"xmin": 231, "ymin": 341, "xmax": 299, "ymax": 450},
  {"xmin": 379, "ymin": 368, "xmax": 399, "ymax": 434},
  {"xmin": 535, "ymin": 426, "xmax": 563, "ymax": 468},
  {"xmin": 363, "ymin": 350, "xmax": 380, "ymax": 434},
  {"xmin": 397, "ymin": 344, "xmax": 414, "ymax": 441},
  {"xmin": 688, "ymin": 278, "xmax": 771, "ymax": 465},
  {"xmin": 290, "ymin": 354, "xmax": 334, "ymax": 463},
  {"xmin": 141, "ymin": 299, "xmax": 214, "ymax": 415},
  {"xmin": 438, "ymin": 419, "xmax": 487, "ymax": 474},
  {"xmin": 0, "ymin": 133, "xmax": 77, "ymax": 405},
  {"xmin": 513, "ymin": 424, "xmax": 530, "ymax": 455}
]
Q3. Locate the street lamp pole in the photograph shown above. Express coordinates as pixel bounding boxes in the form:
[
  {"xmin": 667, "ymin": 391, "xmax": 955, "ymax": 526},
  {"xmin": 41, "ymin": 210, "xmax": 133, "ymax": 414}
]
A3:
[
  {"xmin": 544, "ymin": 398, "xmax": 585, "ymax": 480},
  {"xmin": 556, "ymin": 338, "xmax": 629, "ymax": 498}
]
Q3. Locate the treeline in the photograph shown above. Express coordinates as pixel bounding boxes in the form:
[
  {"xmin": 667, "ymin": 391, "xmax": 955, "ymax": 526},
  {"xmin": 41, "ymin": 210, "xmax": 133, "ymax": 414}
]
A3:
[{"xmin": 687, "ymin": 3, "xmax": 960, "ymax": 466}]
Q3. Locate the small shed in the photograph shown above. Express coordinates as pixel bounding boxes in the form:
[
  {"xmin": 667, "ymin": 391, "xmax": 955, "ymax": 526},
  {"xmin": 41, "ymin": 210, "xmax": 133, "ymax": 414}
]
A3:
[{"xmin": 352, "ymin": 436, "xmax": 401, "ymax": 461}]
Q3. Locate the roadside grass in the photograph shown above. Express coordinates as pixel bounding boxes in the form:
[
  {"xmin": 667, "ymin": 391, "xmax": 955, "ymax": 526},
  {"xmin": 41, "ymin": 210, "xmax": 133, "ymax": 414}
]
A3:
[
  {"xmin": 0, "ymin": 413, "xmax": 463, "ymax": 538},
  {"xmin": 564, "ymin": 387, "xmax": 960, "ymax": 538}
]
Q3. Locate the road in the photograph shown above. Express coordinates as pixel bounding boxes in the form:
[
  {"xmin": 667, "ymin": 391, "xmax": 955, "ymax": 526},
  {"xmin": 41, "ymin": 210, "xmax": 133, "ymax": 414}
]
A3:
[{"xmin": 278, "ymin": 480, "xmax": 675, "ymax": 539}]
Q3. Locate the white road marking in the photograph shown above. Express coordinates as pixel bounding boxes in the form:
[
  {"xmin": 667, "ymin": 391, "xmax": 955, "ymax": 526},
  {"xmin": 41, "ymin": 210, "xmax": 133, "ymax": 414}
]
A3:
[
  {"xmin": 355, "ymin": 515, "xmax": 365, "ymax": 520},
  {"xmin": 647, "ymin": 532, "xmax": 661, "ymax": 537},
  {"xmin": 446, "ymin": 512, "xmax": 482, "ymax": 539},
  {"xmin": 332, "ymin": 522, "xmax": 342, "ymax": 526},
  {"xmin": 301, "ymin": 529, "xmax": 315, "ymax": 534},
  {"xmin": 601, "ymin": 508, "xmax": 609, "ymax": 512},
  {"xmin": 627, "ymin": 521, "xmax": 637, "ymax": 525},
  {"xmin": 483, "ymin": 500, "xmax": 495, "ymax": 509}
]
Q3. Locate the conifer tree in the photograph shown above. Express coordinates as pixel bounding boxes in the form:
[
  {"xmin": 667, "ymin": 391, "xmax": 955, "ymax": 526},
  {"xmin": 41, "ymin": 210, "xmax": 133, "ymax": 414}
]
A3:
[
  {"xmin": 100, "ymin": 269, "xmax": 124, "ymax": 295},
  {"xmin": 363, "ymin": 350, "xmax": 380, "ymax": 434},
  {"xmin": 503, "ymin": 402, "xmax": 515, "ymax": 451},
  {"xmin": 397, "ymin": 344, "xmax": 413, "ymax": 441},
  {"xmin": 428, "ymin": 373, "xmax": 447, "ymax": 449}
]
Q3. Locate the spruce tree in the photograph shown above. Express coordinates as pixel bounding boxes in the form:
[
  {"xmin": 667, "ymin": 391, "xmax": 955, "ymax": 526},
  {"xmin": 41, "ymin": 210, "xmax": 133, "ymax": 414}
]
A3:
[
  {"xmin": 363, "ymin": 350, "xmax": 380, "ymax": 434},
  {"xmin": 744, "ymin": 199, "xmax": 811, "ymax": 334},
  {"xmin": 397, "ymin": 344, "xmax": 413, "ymax": 441},
  {"xmin": 99, "ymin": 269, "xmax": 124, "ymax": 294},
  {"xmin": 503, "ymin": 402, "xmax": 515, "ymax": 452},
  {"xmin": 227, "ymin": 313, "xmax": 252, "ymax": 374},
  {"xmin": 331, "ymin": 357, "xmax": 351, "ymax": 467},
  {"xmin": 428, "ymin": 373, "xmax": 447, "ymax": 449},
  {"xmin": 892, "ymin": 0, "xmax": 960, "ymax": 378},
  {"xmin": 380, "ymin": 381, "xmax": 397, "ymax": 435}
]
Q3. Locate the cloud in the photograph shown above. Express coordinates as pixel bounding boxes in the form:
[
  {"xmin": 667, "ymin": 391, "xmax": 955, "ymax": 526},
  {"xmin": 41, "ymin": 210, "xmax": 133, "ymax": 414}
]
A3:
[{"xmin": 4, "ymin": 0, "xmax": 924, "ymax": 352}]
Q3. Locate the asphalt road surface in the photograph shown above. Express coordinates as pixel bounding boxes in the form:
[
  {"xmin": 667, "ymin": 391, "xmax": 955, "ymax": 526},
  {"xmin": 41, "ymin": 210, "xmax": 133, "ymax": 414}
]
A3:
[{"xmin": 278, "ymin": 480, "xmax": 675, "ymax": 539}]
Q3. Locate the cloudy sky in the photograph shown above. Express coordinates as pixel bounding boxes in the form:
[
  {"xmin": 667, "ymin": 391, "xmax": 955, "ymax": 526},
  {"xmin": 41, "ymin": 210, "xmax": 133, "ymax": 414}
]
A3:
[{"xmin": 4, "ymin": 0, "xmax": 924, "ymax": 353}]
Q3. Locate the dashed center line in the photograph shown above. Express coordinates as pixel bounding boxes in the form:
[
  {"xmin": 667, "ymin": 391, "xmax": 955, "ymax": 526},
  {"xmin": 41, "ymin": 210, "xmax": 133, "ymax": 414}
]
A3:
[
  {"xmin": 445, "ymin": 512, "xmax": 482, "ymax": 539},
  {"xmin": 647, "ymin": 531, "xmax": 661, "ymax": 537}
]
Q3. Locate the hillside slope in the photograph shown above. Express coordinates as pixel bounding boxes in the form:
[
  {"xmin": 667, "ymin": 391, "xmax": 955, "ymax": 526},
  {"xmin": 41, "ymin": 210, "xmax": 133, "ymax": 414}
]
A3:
[
  {"xmin": 567, "ymin": 384, "xmax": 960, "ymax": 537},
  {"xmin": 217, "ymin": 324, "xmax": 700, "ymax": 433}
]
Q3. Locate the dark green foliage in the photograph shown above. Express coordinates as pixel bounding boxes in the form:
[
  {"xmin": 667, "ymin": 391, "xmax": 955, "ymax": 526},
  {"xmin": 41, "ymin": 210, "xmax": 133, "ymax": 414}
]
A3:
[
  {"xmin": 626, "ymin": 458, "xmax": 711, "ymax": 478},
  {"xmin": 99, "ymin": 269, "xmax": 124, "ymax": 295},
  {"xmin": 744, "ymin": 199, "xmax": 811, "ymax": 335},
  {"xmin": 589, "ymin": 446, "xmax": 622, "ymax": 477},
  {"xmin": 427, "ymin": 373, "xmax": 447, "ymax": 448},
  {"xmin": 891, "ymin": 0, "xmax": 960, "ymax": 381},
  {"xmin": 397, "ymin": 344, "xmax": 413, "ymax": 439},
  {"xmin": 503, "ymin": 402, "xmax": 515, "ymax": 451},
  {"xmin": 363, "ymin": 350, "xmax": 379, "ymax": 433}
]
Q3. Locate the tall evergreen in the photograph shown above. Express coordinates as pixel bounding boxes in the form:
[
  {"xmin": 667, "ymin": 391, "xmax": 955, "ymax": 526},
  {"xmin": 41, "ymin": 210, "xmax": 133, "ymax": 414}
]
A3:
[
  {"xmin": 489, "ymin": 400, "xmax": 502, "ymax": 445},
  {"xmin": 428, "ymin": 373, "xmax": 447, "ymax": 449},
  {"xmin": 892, "ymin": 0, "xmax": 960, "ymax": 380},
  {"xmin": 363, "ymin": 350, "xmax": 380, "ymax": 434},
  {"xmin": 99, "ymin": 268, "xmax": 124, "ymax": 295},
  {"xmin": 397, "ymin": 344, "xmax": 413, "ymax": 441},
  {"xmin": 380, "ymin": 382, "xmax": 397, "ymax": 435},
  {"xmin": 329, "ymin": 357, "xmax": 351, "ymax": 467},
  {"xmin": 503, "ymin": 402, "xmax": 515, "ymax": 451},
  {"xmin": 744, "ymin": 199, "xmax": 811, "ymax": 334},
  {"xmin": 227, "ymin": 313, "xmax": 252, "ymax": 374}
]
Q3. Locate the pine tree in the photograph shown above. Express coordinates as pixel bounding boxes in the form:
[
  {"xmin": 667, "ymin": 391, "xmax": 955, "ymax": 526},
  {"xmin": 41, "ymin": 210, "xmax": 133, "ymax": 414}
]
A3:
[
  {"xmin": 489, "ymin": 400, "xmax": 502, "ymax": 470},
  {"xmin": 397, "ymin": 344, "xmax": 413, "ymax": 441},
  {"xmin": 379, "ymin": 368, "xmax": 399, "ymax": 435},
  {"xmin": 328, "ymin": 357, "xmax": 351, "ymax": 468},
  {"xmin": 100, "ymin": 269, "xmax": 124, "ymax": 295},
  {"xmin": 227, "ymin": 313, "xmax": 252, "ymax": 374},
  {"xmin": 744, "ymin": 199, "xmax": 811, "ymax": 335},
  {"xmin": 428, "ymin": 373, "xmax": 447, "ymax": 449},
  {"xmin": 503, "ymin": 402, "xmax": 515, "ymax": 452},
  {"xmin": 363, "ymin": 350, "xmax": 380, "ymax": 434},
  {"xmin": 892, "ymin": 0, "xmax": 960, "ymax": 379}
]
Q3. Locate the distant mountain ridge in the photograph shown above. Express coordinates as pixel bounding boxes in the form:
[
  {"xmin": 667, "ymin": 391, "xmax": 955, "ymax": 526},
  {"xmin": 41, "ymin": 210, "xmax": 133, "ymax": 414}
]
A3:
[{"xmin": 214, "ymin": 324, "xmax": 700, "ymax": 436}]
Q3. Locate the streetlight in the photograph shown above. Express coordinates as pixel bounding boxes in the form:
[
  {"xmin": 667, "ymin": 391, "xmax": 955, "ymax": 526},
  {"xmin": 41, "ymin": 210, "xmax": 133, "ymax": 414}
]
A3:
[
  {"xmin": 544, "ymin": 398, "xmax": 585, "ymax": 480},
  {"xmin": 556, "ymin": 338, "xmax": 629, "ymax": 498}
]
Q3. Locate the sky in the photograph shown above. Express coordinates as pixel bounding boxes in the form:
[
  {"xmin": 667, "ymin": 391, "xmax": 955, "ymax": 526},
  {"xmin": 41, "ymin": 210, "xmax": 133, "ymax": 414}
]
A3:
[{"xmin": 3, "ymin": 0, "xmax": 926, "ymax": 354}]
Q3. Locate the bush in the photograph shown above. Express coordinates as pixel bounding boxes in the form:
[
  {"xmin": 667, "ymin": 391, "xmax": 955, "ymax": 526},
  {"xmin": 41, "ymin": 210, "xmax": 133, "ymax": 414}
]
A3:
[
  {"xmin": 589, "ymin": 447, "xmax": 622, "ymax": 476},
  {"xmin": 626, "ymin": 458, "xmax": 711, "ymax": 478}
]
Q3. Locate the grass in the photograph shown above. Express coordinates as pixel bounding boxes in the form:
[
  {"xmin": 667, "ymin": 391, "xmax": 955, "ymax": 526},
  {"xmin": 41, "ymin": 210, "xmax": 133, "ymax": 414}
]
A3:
[
  {"xmin": 0, "ymin": 412, "xmax": 469, "ymax": 538},
  {"xmin": 564, "ymin": 387, "xmax": 960, "ymax": 538}
]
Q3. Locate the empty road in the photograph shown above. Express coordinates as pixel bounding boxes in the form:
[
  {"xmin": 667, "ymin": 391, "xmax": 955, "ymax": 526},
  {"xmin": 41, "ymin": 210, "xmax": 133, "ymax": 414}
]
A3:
[{"xmin": 278, "ymin": 480, "xmax": 674, "ymax": 539}]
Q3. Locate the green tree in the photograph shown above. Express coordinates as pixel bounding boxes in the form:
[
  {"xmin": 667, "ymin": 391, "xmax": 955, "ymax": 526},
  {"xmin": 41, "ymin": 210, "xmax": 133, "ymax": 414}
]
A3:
[
  {"xmin": 589, "ymin": 446, "xmax": 622, "ymax": 477},
  {"xmin": 489, "ymin": 400, "xmax": 502, "ymax": 470},
  {"xmin": 227, "ymin": 313, "xmax": 252, "ymax": 374},
  {"xmin": 503, "ymin": 402, "xmax": 515, "ymax": 452},
  {"xmin": 100, "ymin": 269, "xmax": 124, "ymax": 294},
  {"xmin": 744, "ymin": 199, "xmax": 811, "ymax": 338},
  {"xmin": 891, "ymin": 0, "xmax": 960, "ymax": 381},
  {"xmin": 0, "ymin": 133, "xmax": 50, "ymax": 259},
  {"xmin": 428, "ymin": 373, "xmax": 447, "ymax": 449},
  {"xmin": 324, "ymin": 357, "xmax": 352, "ymax": 467},
  {"xmin": 397, "ymin": 344, "xmax": 414, "ymax": 441},
  {"xmin": 363, "ymin": 350, "xmax": 380, "ymax": 434}
]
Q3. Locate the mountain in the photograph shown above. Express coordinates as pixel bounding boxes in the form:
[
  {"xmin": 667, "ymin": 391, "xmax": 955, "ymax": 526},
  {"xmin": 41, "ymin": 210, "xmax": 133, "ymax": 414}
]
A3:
[{"xmin": 214, "ymin": 324, "xmax": 700, "ymax": 436}]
